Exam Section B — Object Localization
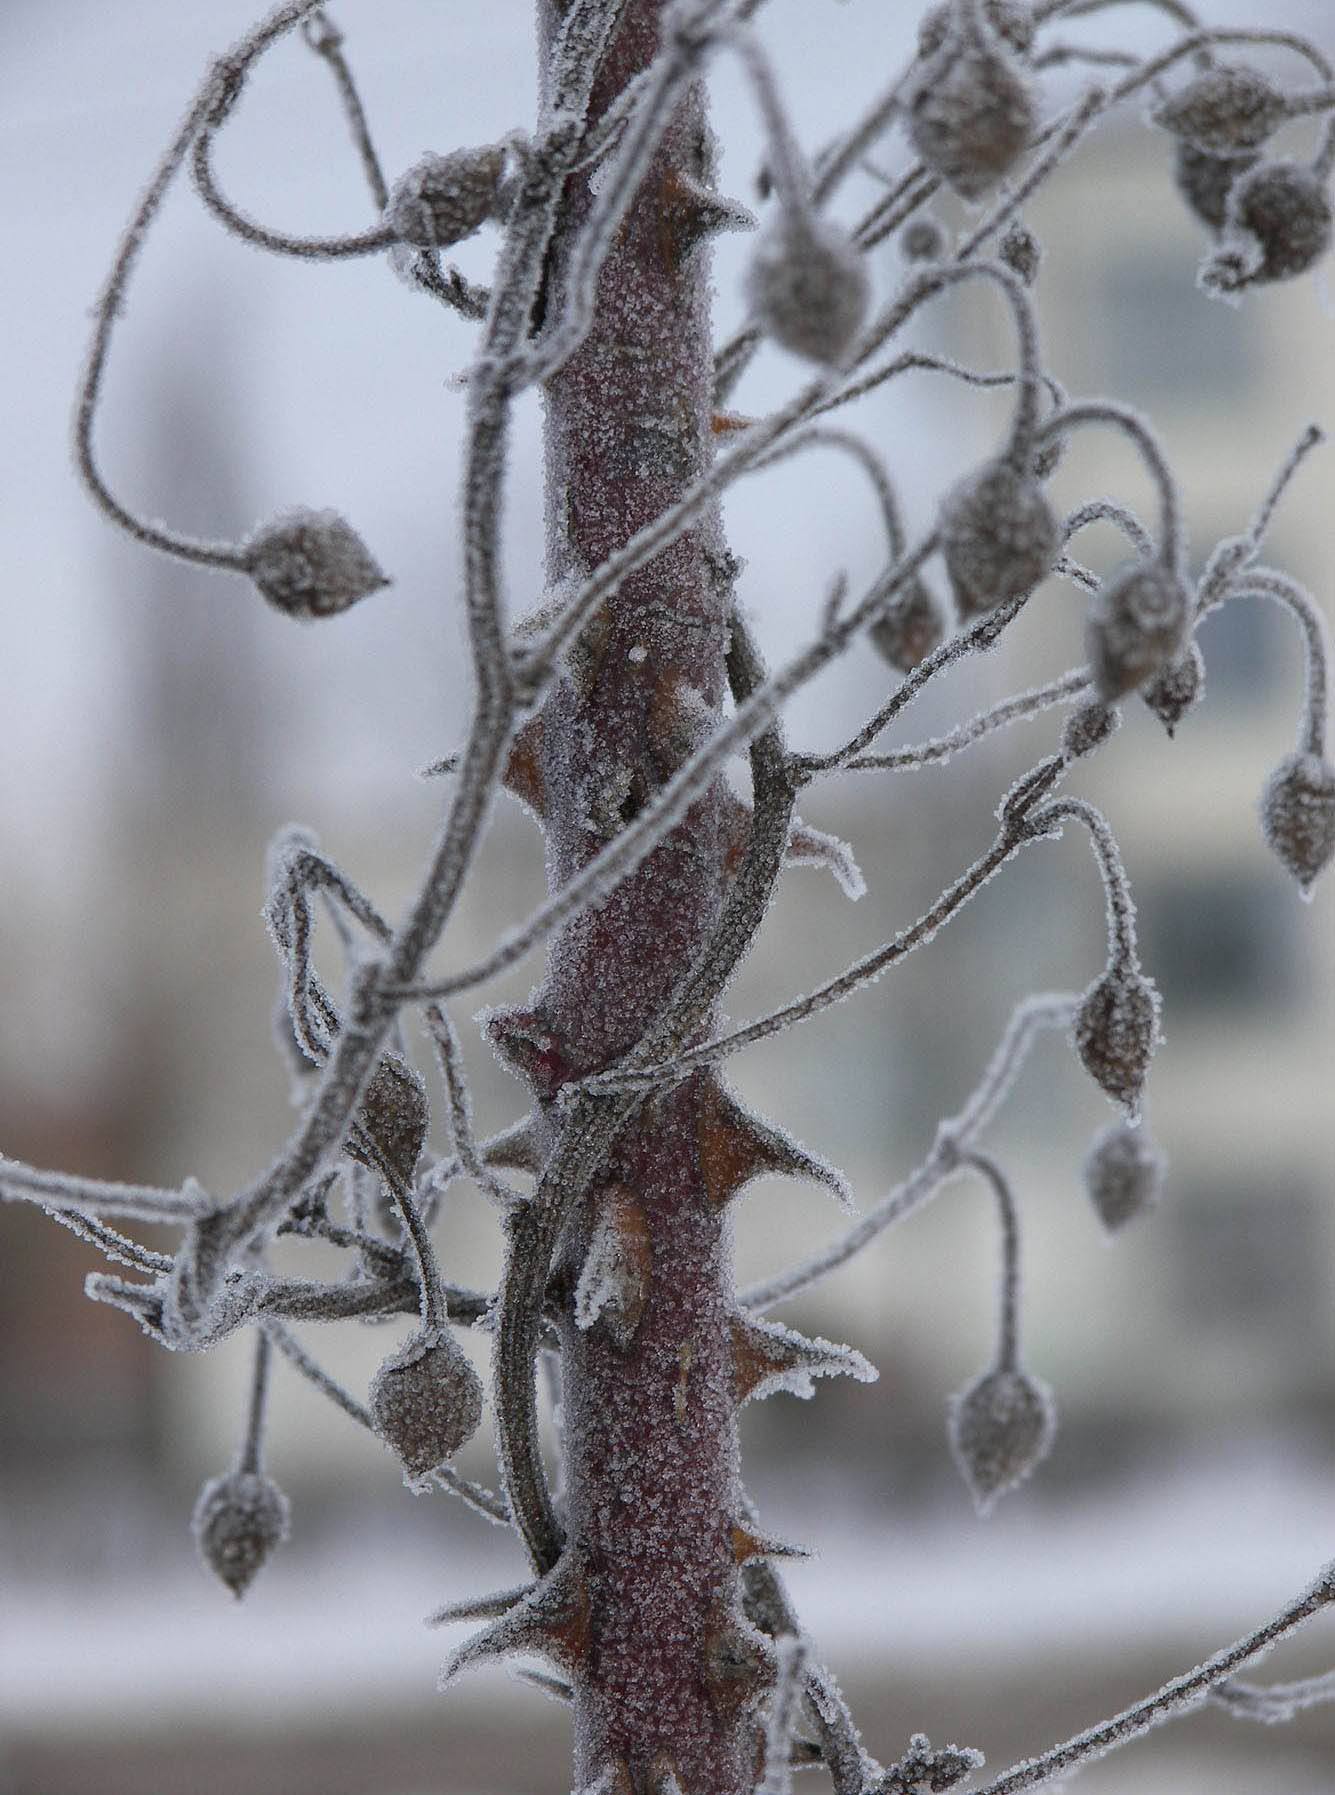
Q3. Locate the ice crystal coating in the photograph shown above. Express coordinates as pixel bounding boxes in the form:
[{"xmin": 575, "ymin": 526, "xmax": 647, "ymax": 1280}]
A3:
[
  {"xmin": 1141, "ymin": 640, "xmax": 1204, "ymax": 735},
  {"xmin": 869, "ymin": 579, "xmax": 947, "ymax": 672},
  {"xmin": 948, "ymin": 1366, "xmax": 1055, "ymax": 1515},
  {"xmin": 346, "ymin": 1051, "xmax": 429, "ymax": 1186},
  {"xmin": 1174, "ymin": 141, "xmax": 1259, "ymax": 233},
  {"xmin": 369, "ymin": 1326, "xmax": 484, "ymax": 1479},
  {"xmin": 385, "ymin": 145, "xmax": 505, "ymax": 249},
  {"xmin": 998, "ymin": 220, "xmax": 1041, "ymax": 285},
  {"xmin": 574, "ymin": 1183, "xmax": 652, "ymax": 1349},
  {"xmin": 746, "ymin": 213, "xmax": 871, "ymax": 366},
  {"xmin": 243, "ymin": 508, "xmax": 388, "ymax": 619},
  {"xmin": 940, "ymin": 459, "xmax": 1058, "ymax": 619},
  {"xmin": 1073, "ymin": 969, "xmax": 1161, "ymax": 1116},
  {"xmin": 1152, "ymin": 65, "xmax": 1287, "ymax": 157},
  {"xmin": 901, "ymin": 216, "xmax": 947, "ymax": 262},
  {"xmin": 192, "ymin": 1468, "xmax": 290, "ymax": 1598},
  {"xmin": 1083, "ymin": 1117, "xmax": 1165, "ymax": 1235},
  {"xmin": 1260, "ymin": 751, "xmax": 1335, "ymax": 891},
  {"xmin": 1085, "ymin": 561, "xmax": 1190, "ymax": 702},
  {"xmin": 1062, "ymin": 700, "xmax": 1121, "ymax": 761},
  {"xmin": 908, "ymin": 20, "xmax": 1038, "ymax": 201},
  {"xmin": 918, "ymin": 0, "xmax": 1035, "ymax": 61}
]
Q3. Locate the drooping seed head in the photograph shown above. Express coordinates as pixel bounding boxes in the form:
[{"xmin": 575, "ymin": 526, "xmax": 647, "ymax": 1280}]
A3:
[
  {"xmin": 869, "ymin": 580, "xmax": 946, "ymax": 672},
  {"xmin": 385, "ymin": 145, "xmax": 506, "ymax": 250},
  {"xmin": 1073, "ymin": 968, "xmax": 1161, "ymax": 1117},
  {"xmin": 1062, "ymin": 699, "xmax": 1121, "ymax": 761},
  {"xmin": 909, "ymin": 20, "xmax": 1038, "ymax": 200},
  {"xmin": 1174, "ymin": 141, "xmax": 1259, "ymax": 233},
  {"xmin": 901, "ymin": 215, "xmax": 948, "ymax": 262},
  {"xmin": 918, "ymin": 0, "xmax": 1036, "ymax": 61},
  {"xmin": 346, "ymin": 1051, "xmax": 429, "ymax": 1187},
  {"xmin": 998, "ymin": 220, "xmax": 1041, "ymax": 285},
  {"xmin": 948, "ymin": 1366, "xmax": 1055, "ymax": 1515},
  {"xmin": 940, "ymin": 459, "xmax": 1058, "ymax": 619},
  {"xmin": 369, "ymin": 1327, "xmax": 484, "ymax": 1480},
  {"xmin": 1083, "ymin": 1117, "xmax": 1166, "ymax": 1236},
  {"xmin": 1085, "ymin": 561, "xmax": 1191, "ymax": 702},
  {"xmin": 1152, "ymin": 64, "xmax": 1287, "ymax": 157},
  {"xmin": 192, "ymin": 1469, "xmax": 290, "ymax": 1598},
  {"xmin": 1226, "ymin": 159, "xmax": 1333, "ymax": 283},
  {"xmin": 746, "ymin": 212, "xmax": 871, "ymax": 366},
  {"xmin": 1260, "ymin": 751, "xmax": 1335, "ymax": 892},
  {"xmin": 243, "ymin": 508, "xmax": 388, "ymax": 619},
  {"xmin": 1141, "ymin": 639, "xmax": 1205, "ymax": 735}
]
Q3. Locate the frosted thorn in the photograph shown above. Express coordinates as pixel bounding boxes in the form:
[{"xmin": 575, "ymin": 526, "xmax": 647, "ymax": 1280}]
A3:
[
  {"xmin": 730, "ymin": 1314, "xmax": 877, "ymax": 1407},
  {"xmin": 574, "ymin": 1182, "xmax": 653, "ymax": 1348},
  {"xmin": 242, "ymin": 508, "xmax": 388, "ymax": 619},
  {"xmin": 426, "ymin": 1581, "xmax": 537, "ymax": 1628},
  {"xmin": 658, "ymin": 166, "xmax": 757, "ymax": 262},
  {"xmin": 485, "ymin": 1005, "xmax": 573, "ymax": 1102},
  {"xmin": 502, "ymin": 717, "xmax": 547, "ymax": 818},
  {"xmin": 346, "ymin": 1052, "xmax": 429, "ymax": 1187},
  {"xmin": 511, "ymin": 1665, "xmax": 574, "ymax": 1707},
  {"xmin": 731, "ymin": 1520, "xmax": 814, "ymax": 1565},
  {"xmin": 948, "ymin": 1365, "xmax": 1056, "ymax": 1517},
  {"xmin": 701, "ymin": 1601, "xmax": 777, "ymax": 1722},
  {"xmin": 438, "ymin": 1552, "xmax": 592, "ymax": 1689},
  {"xmin": 696, "ymin": 1076, "xmax": 853, "ymax": 1212}
]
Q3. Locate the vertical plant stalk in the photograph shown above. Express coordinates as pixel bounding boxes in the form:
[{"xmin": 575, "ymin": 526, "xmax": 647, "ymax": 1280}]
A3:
[{"xmin": 535, "ymin": 2, "xmax": 749, "ymax": 1789}]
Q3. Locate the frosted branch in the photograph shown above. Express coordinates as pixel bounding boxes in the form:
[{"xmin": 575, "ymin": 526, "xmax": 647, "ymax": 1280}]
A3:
[
  {"xmin": 845, "ymin": 669, "xmax": 1090, "ymax": 774},
  {"xmin": 1038, "ymin": 402, "xmax": 1183, "ymax": 572},
  {"xmin": 1034, "ymin": 797, "xmax": 1140, "ymax": 969},
  {"xmin": 1, "ymin": 1158, "xmax": 212, "ymax": 1225},
  {"xmin": 43, "ymin": 1207, "xmax": 174, "ymax": 1275},
  {"xmin": 423, "ymin": 1004, "xmax": 525, "ymax": 1209},
  {"xmin": 1216, "ymin": 570, "xmax": 1330, "ymax": 759},
  {"xmin": 238, "ymin": 1327, "xmax": 274, "ymax": 1473}
]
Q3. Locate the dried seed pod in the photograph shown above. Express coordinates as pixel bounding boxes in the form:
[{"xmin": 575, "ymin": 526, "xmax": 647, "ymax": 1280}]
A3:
[
  {"xmin": 948, "ymin": 1366, "xmax": 1055, "ymax": 1515},
  {"xmin": 1174, "ymin": 141, "xmax": 1259, "ymax": 233},
  {"xmin": 998, "ymin": 220, "xmax": 1041, "ymax": 285},
  {"xmin": 1152, "ymin": 64, "xmax": 1287, "ymax": 157},
  {"xmin": 1141, "ymin": 640, "xmax": 1205, "ymax": 736},
  {"xmin": 1085, "ymin": 561, "xmax": 1190, "ymax": 702},
  {"xmin": 1062, "ymin": 699, "xmax": 1121, "ymax": 761},
  {"xmin": 369, "ymin": 1326, "xmax": 484, "ymax": 1479},
  {"xmin": 940, "ymin": 459, "xmax": 1058, "ymax": 619},
  {"xmin": 909, "ymin": 21, "xmax": 1038, "ymax": 200},
  {"xmin": 900, "ymin": 215, "xmax": 948, "ymax": 262},
  {"xmin": 1260, "ymin": 751, "xmax": 1335, "ymax": 892},
  {"xmin": 1226, "ymin": 159, "xmax": 1334, "ymax": 283},
  {"xmin": 918, "ymin": 0, "xmax": 1035, "ymax": 60},
  {"xmin": 1083, "ymin": 1117, "xmax": 1165, "ymax": 1235},
  {"xmin": 746, "ymin": 213, "xmax": 871, "ymax": 366},
  {"xmin": 243, "ymin": 508, "xmax": 388, "ymax": 619},
  {"xmin": 869, "ymin": 580, "xmax": 946, "ymax": 672},
  {"xmin": 346, "ymin": 1051, "xmax": 429, "ymax": 1187},
  {"xmin": 1073, "ymin": 968, "xmax": 1161, "ymax": 1116},
  {"xmin": 192, "ymin": 1468, "xmax": 290, "ymax": 1598},
  {"xmin": 385, "ymin": 145, "xmax": 506, "ymax": 250}
]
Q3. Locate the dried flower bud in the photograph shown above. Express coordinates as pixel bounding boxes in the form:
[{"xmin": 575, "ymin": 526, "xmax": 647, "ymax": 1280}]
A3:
[
  {"xmin": 1083, "ymin": 1117, "xmax": 1165, "ymax": 1235},
  {"xmin": 948, "ymin": 1366, "xmax": 1055, "ymax": 1515},
  {"xmin": 1141, "ymin": 640, "xmax": 1204, "ymax": 736},
  {"xmin": 909, "ymin": 24, "xmax": 1038, "ymax": 200},
  {"xmin": 998, "ymin": 221, "xmax": 1041, "ymax": 285},
  {"xmin": 746, "ymin": 213, "xmax": 871, "ymax": 366},
  {"xmin": 1174, "ymin": 141, "xmax": 1259, "ymax": 233},
  {"xmin": 1224, "ymin": 159, "xmax": 1334, "ymax": 283},
  {"xmin": 346, "ymin": 1052, "xmax": 429, "ymax": 1187},
  {"xmin": 1074, "ymin": 968, "xmax": 1161, "ymax": 1116},
  {"xmin": 940, "ymin": 459, "xmax": 1058, "ymax": 619},
  {"xmin": 1062, "ymin": 699, "xmax": 1120, "ymax": 761},
  {"xmin": 243, "ymin": 508, "xmax": 388, "ymax": 619},
  {"xmin": 901, "ymin": 216, "xmax": 947, "ymax": 262},
  {"xmin": 386, "ymin": 145, "xmax": 506, "ymax": 250},
  {"xmin": 918, "ymin": 0, "xmax": 1035, "ymax": 60},
  {"xmin": 369, "ymin": 1326, "xmax": 484, "ymax": 1479},
  {"xmin": 1085, "ymin": 561, "xmax": 1190, "ymax": 702},
  {"xmin": 869, "ymin": 580, "xmax": 946, "ymax": 672},
  {"xmin": 1152, "ymin": 64, "xmax": 1287, "ymax": 157},
  {"xmin": 1260, "ymin": 751, "xmax": 1335, "ymax": 892},
  {"xmin": 192, "ymin": 1468, "xmax": 290, "ymax": 1598}
]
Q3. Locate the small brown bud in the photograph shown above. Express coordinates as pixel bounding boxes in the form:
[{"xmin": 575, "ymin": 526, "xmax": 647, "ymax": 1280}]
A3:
[
  {"xmin": 1226, "ymin": 159, "xmax": 1333, "ymax": 283},
  {"xmin": 1085, "ymin": 561, "xmax": 1190, "ymax": 702},
  {"xmin": 1152, "ymin": 64, "xmax": 1286, "ymax": 157},
  {"xmin": 1083, "ymin": 1118, "xmax": 1165, "ymax": 1235},
  {"xmin": 998, "ymin": 220, "xmax": 1041, "ymax": 285},
  {"xmin": 900, "ymin": 216, "xmax": 947, "ymax": 262},
  {"xmin": 1141, "ymin": 640, "xmax": 1205, "ymax": 736},
  {"xmin": 909, "ymin": 25, "xmax": 1037, "ymax": 200},
  {"xmin": 1062, "ymin": 699, "xmax": 1120, "ymax": 761},
  {"xmin": 948, "ymin": 1366, "xmax": 1055, "ymax": 1515},
  {"xmin": 369, "ymin": 1326, "xmax": 484, "ymax": 1480},
  {"xmin": 1174, "ymin": 141, "xmax": 1259, "ymax": 233},
  {"xmin": 1260, "ymin": 751, "xmax": 1335, "ymax": 892},
  {"xmin": 243, "ymin": 508, "xmax": 388, "ymax": 619},
  {"xmin": 918, "ymin": 0, "xmax": 1035, "ymax": 61},
  {"xmin": 869, "ymin": 580, "xmax": 946, "ymax": 672},
  {"xmin": 346, "ymin": 1052, "xmax": 429, "ymax": 1187},
  {"xmin": 1073, "ymin": 968, "xmax": 1161, "ymax": 1116},
  {"xmin": 192, "ymin": 1468, "xmax": 290, "ymax": 1598},
  {"xmin": 746, "ymin": 213, "xmax": 871, "ymax": 366},
  {"xmin": 940, "ymin": 459, "xmax": 1058, "ymax": 619},
  {"xmin": 386, "ymin": 146, "xmax": 505, "ymax": 250}
]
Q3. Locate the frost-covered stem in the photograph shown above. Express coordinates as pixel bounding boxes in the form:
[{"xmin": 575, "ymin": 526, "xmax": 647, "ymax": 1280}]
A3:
[
  {"xmin": 423, "ymin": 1004, "xmax": 524, "ymax": 1209},
  {"xmin": 191, "ymin": 124, "xmax": 396, "ymax": 260},
  {"xmin": 845, "ymin": 669, "xmax": 1090, "ymax": 774},
  {"xmin": 301, "ymin": 11, "xmax": 390, "ymax": 206},
  {"xmin": 0, "ymin": 1158, "xmax": 213, "ymax": 1224},
  {"xmin": 238, "ymin": 1329, "xmax": 272, "ymax": 1474},
  {"xmin": 758, "ymin": 1633, "xmax": 807, "ymax": 1795},
  {"xmin": 1220, "ymin": 571, "xmax": 1330, "ymax": 758},
  {"xmin": 1038, "ymin": 797, "xmax": 1140, "ymax": 969},
  {"xmin": 1039, "ymin": 401, "xmax": 1183, "ymax": 573},
  {"xmin": 1063, "ymin": 498, "xmax": 1154, "ymax": 561},
  {"xmin": 964, "ymin": 1153, "xmax": 1022, "ymax": 1371},
  {"xmin": 43, "ymin": 1207, "xmax": 173, "ymax": 1275},
  {"xmin": 970, "ymin": 1566, "xmax": 1335, "ymax": 1795}
]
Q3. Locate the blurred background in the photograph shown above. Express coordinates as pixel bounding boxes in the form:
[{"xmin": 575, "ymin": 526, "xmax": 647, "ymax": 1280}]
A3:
[{"xmin": 3, "ymin": 1, "xmax": 1335, "ymax": 1791}]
